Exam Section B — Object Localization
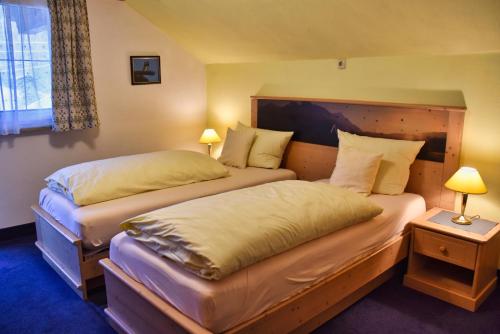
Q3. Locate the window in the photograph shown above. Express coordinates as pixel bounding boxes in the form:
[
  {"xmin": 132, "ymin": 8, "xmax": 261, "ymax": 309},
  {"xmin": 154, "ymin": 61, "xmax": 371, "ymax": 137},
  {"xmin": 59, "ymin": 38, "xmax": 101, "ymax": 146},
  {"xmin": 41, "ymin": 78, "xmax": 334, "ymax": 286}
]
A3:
[{"xmin": 0, "ymin": 0, "xmax": 51, "ymax": 135}]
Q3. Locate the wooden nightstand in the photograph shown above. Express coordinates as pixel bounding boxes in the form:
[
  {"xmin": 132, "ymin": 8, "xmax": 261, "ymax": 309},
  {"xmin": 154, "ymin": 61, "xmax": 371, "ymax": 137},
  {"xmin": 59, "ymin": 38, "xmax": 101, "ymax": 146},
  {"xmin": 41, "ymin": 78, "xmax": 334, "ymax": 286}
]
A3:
[{"xmin": 404, "ymin": 207, "xmax": 500, "ymax": 311}]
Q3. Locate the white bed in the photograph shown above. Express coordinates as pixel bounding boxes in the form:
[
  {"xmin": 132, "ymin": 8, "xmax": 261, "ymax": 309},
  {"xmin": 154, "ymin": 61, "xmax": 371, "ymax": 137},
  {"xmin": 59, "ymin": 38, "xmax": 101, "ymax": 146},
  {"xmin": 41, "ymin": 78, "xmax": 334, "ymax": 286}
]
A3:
[
  {"xmin": 110, "ymin": 191, "xmax": 425, "ymax": 332},
  {"xmin": 39, "ymin": 166, "xmax": 296, "ymax": 250},
  {"xmin": 34, "ymin": 166, "xmax": 296, "ymax": 299}
]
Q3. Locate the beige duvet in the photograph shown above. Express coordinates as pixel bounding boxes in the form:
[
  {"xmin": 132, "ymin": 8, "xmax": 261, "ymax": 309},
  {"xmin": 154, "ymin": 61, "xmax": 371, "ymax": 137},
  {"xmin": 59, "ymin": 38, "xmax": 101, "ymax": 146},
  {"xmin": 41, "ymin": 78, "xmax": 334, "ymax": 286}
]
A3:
[{"xmin": 122, "ymin": 180, "xmax": 383, "ymax": 280}]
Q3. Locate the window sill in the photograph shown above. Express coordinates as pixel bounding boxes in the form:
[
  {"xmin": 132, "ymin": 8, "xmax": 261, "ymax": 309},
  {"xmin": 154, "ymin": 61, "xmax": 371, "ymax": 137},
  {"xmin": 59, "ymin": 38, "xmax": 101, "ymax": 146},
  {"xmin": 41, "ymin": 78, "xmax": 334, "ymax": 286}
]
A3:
[{"xmin": 20, "ymin": 125, "xmax": 51, "ymax": 134}]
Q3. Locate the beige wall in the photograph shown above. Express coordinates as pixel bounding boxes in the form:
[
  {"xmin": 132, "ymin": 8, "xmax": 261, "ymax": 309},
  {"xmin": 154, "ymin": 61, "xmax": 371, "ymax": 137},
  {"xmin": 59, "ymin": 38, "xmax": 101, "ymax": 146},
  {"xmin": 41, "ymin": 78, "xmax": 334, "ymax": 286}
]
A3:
[
  {"xmin": 0, "ymin": 0, "xmax": 206, "ymax": 229},
  {"xmin": 207, "ymin": 54, "xmax": 500, "ymax": 223}
]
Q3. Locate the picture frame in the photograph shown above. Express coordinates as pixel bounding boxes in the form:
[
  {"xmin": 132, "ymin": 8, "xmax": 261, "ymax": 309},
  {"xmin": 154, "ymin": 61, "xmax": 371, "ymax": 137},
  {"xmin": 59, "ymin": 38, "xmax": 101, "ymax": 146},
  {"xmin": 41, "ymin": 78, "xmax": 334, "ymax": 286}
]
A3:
[{"xmin": 130, "ymin": 56, "xmax": 161, "ymax": 85}]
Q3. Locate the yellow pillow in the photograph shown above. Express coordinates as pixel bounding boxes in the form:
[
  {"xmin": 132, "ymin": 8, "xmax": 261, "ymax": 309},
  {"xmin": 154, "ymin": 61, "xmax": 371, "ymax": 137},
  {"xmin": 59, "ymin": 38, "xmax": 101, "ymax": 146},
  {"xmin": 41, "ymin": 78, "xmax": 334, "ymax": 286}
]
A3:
[
  {"xmin": 218, "ymin": 128, "xmax": 256, "ymax": 168},
  {"xmin": 330, "ymin": 147, "xmax": 383, "ymax": 195},
  {"xmin": 337, "ymin": 130, "xmax": 425, "ymax": 195},
  {"xmin": 237, "ymin": 122, "xmax": 293, "ymax": 169}
]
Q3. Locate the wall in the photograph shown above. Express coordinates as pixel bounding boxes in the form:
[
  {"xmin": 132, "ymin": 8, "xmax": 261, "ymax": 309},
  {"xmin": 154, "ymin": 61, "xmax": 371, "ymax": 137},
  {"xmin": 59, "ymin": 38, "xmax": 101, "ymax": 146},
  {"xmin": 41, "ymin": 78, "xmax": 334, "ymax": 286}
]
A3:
[
  {"xmin": 0, "ymin": 0, "xmax": 206, "ymax": 229},
  {"xmin": 207, "ymin": 53, "xmax": 500, "ymax": 223}
]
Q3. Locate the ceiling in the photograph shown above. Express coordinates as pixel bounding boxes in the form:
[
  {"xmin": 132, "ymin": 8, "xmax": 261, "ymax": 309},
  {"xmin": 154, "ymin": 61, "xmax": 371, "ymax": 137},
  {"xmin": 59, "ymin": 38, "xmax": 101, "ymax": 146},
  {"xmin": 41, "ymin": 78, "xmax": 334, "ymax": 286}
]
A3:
[{"xmin": 126, "ymin": 0, "xmax": 500, "ymax": 64}]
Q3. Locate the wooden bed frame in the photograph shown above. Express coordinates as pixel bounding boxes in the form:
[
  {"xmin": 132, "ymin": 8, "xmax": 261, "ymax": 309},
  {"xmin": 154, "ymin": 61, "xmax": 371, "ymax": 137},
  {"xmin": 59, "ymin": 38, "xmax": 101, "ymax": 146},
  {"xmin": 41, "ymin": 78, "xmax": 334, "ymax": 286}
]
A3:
[
  {"xmin": 100, "ymin": 96, "xmax": 466, "ymax": 333},
  {"xmin": 101, "ymin": 233, "xmax": 409, "ymax": 334},
  {"xmin": 32, "ymin": 204, "xmax": 108, "ymax": 300}
]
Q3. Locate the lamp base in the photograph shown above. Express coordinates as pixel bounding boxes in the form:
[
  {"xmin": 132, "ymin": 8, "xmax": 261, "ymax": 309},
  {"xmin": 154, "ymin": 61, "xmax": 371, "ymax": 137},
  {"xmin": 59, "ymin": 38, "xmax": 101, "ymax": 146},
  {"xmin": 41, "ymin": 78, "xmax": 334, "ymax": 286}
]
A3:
[{"xmin": 451, "ymin": 215, "xmax": 472, "ymax": 225}]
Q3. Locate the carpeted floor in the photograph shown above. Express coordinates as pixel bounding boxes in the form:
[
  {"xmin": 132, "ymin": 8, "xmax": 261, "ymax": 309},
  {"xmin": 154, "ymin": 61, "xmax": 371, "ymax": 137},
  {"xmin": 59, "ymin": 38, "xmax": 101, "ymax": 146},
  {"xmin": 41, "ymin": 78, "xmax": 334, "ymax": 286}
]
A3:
[{"xmin": 1, "ymin": 235, "xmax": 499, "ymax": 334}]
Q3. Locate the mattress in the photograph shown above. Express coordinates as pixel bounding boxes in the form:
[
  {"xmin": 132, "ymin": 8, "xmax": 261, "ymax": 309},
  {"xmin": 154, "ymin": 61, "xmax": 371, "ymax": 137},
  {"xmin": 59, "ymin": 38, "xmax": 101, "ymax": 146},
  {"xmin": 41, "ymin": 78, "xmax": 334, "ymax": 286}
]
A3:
[
  {"xmin": 39, "ymin": 167, "xmax": 296, "ymax": 250},
  {"xmin": 110, "ymin": 191, "xmax": 426, "ymax": 332}
]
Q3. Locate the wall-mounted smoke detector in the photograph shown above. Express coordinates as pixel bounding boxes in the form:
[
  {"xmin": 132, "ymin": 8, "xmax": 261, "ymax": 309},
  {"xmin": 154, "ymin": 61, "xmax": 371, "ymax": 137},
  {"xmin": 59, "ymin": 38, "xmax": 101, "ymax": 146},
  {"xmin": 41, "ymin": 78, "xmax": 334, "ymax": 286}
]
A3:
[{"xmin": 338, "ymin": 58, "xmax": 346, "ymax": 70}]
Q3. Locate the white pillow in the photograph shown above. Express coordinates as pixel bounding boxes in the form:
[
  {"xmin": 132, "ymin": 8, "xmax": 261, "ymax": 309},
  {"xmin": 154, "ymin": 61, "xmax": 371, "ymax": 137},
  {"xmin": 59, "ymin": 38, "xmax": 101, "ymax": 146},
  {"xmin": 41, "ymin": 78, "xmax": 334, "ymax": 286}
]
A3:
[
  {"xmin": 337, "ymin": 130, "xmax": 425, "ymax": 195},
  {"xmin": 330, "ymin": 147, "xmax": 383, "ymax": 196},
  {"xmin": 218, "ymin": 128, "xmax": 256, "ymax": 168},
  {"xmin": 237, "ymin": 122, "xmax": 293, "ymax": 169}
]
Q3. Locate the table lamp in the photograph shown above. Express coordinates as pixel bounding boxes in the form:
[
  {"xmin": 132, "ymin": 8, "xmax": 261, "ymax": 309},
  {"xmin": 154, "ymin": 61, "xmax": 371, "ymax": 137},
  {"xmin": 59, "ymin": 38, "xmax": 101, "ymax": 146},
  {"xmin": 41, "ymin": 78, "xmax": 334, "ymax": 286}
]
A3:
[
  {"xmin": 444, "ymin": 166, "xmax": 487, "ymax": 225},
  {"xmin": 199, "ymin": 128, "xmax": 221, "ymax": 157}
]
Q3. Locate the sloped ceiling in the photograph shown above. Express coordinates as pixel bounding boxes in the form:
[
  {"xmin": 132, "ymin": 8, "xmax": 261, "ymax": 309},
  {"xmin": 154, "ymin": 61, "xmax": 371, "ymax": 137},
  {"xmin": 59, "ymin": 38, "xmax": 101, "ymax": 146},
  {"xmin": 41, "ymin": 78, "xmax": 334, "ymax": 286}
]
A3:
[{"xmin": 126, "ymin": 0, "xmax": 500, "ymax": 64}]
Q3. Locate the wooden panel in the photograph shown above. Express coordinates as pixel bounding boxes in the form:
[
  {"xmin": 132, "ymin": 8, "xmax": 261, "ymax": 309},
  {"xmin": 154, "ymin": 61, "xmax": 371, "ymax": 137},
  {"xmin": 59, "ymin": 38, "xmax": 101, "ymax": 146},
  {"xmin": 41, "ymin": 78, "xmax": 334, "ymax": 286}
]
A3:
[
  {"xmin": 413, "ymin": 228, "xmax": 477, "ymax": 270},
  {"xmin": 472, "ymin": 233, "xmax": 500, "ymax": 295},
  {"xmin": 251, "ymin": 96, "xmax": 465, "ymax": 210},
  {"xmin": 316, "ymin": 105, "xmax": 449, "ymax": 152},
  {"xmin": 81, "ymin": 251, "xmax": 109, "ymax": 280},
  {"xmin": 34, "ymin": 212, "xmax": 83, "ymax": 288},
  {"xmin": 35, "ymin": 242, "xmax": 84, "ymax": 296},
  {"xmin": 33, "ymin": 204, "xmax": 79, "ymax": 244},
  {"xmin": 32, "ymin": 205, "xmax": 107, "ymax": 300},
  {"xmin": 440, "ymin": 111, "xmax": 465, "ymax": 209},
  {"xmin": 290, "ymin": 268, "xmax": 395, "ymax": 334},
  {"xmin": 404, "ymin": 270, "xmax": 497, "ymax": 312},
  {"xmin": 283, "ymin": 142, "xmax": 447, "ymax": 209},
  {"xmin": 227, "ymin": 234, "xmax": 410, "ymax": 334},
  {"xmin": 250, "ymin": 97, "xmax": 258, "ymax": 127},
  {"xmin": 404, "ymin": 274, "xmax": 476, "ymax": 311},
  {"xmin": 282, "ymin": 141, "xmax": 337, "ymax": 180},
  {"xmin": 255, "ymin": 99, "xmax": 449, "ymax": 162},
  {"xmin": 251, "ymin": 96, "xmax": 466, "ymax": 113},
  {"xmin": 101, "ymin": 259, "xmax": 211, "ymax": 334},
  {"xmin": 407, "ymin": 250, "xmax": 475, "ymax": 297},
  {"xmin": 406, "ymin": 160, "xmax": 444, "ymax": 209}
]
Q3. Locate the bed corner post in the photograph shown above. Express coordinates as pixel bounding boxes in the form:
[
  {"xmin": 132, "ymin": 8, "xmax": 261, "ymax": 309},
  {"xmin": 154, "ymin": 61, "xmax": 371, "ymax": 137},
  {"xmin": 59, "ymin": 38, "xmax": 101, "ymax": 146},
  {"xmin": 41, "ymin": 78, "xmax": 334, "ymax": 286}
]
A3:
[{"xmin": 250, "ymin": 96, "xmax": 258, "ymax": 128}]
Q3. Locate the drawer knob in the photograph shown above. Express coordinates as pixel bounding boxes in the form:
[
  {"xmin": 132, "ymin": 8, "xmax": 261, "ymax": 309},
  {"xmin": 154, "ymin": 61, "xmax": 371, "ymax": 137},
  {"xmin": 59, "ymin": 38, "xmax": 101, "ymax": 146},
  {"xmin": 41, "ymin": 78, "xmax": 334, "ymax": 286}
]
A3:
[{"xmin": 439, "ymin": 246, "xmax": 447, "ymax": 253}]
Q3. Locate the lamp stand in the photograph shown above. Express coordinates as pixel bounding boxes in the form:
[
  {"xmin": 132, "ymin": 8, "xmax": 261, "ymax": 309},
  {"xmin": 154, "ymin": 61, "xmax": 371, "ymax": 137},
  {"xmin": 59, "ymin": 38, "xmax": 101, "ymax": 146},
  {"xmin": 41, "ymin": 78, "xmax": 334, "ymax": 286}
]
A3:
[
  {"xmin": 207, "ymin": 143, "xmax": 212, "ymax": 157},
  {"xmin": 451, "ymin": 193, "xmax": 472, "ymax": 225}
]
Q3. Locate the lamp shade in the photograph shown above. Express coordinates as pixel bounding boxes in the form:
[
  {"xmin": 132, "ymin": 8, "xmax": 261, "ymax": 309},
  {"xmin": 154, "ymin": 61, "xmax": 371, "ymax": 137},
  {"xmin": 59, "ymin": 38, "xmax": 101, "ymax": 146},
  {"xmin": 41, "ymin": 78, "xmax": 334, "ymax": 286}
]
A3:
[
  {"xmin": 444, "ymin": 167, "xmax": 487, "ymax": 194},
  {"xmin": 199, "ymin": 129, "xmax": 221, "ymax": 144}
]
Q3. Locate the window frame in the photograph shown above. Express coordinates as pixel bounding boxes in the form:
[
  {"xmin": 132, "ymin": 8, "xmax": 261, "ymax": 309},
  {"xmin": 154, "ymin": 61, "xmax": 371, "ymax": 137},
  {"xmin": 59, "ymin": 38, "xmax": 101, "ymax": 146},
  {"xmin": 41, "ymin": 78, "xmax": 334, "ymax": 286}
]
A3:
[{"xmin": 0, "ymin": 0, "xmax": 53, "ymax": 133}]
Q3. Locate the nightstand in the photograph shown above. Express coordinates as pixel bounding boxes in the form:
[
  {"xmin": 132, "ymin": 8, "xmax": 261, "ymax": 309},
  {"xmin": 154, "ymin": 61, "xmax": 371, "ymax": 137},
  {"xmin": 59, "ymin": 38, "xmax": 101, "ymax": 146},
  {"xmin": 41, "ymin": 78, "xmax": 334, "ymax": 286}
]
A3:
[{"xmin": 404, "ymin": 207, "xmax": 500, "ymax": 311}]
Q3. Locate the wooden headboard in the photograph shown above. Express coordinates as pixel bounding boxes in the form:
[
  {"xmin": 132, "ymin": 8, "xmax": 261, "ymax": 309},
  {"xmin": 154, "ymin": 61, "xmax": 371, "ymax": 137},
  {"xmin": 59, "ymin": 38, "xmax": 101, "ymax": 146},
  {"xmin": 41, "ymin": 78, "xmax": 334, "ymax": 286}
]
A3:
[{"xmin": 250, "ymin": 96, "xmax": 466, "ymax": 210}]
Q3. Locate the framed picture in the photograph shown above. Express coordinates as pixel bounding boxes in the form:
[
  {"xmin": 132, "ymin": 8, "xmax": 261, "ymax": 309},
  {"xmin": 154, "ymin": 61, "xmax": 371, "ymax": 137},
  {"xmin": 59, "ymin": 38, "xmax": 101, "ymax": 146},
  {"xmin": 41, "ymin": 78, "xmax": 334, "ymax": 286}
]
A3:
[{"xmin": 130, "ymin": 56, "xmax": 161, "ymax": 85}]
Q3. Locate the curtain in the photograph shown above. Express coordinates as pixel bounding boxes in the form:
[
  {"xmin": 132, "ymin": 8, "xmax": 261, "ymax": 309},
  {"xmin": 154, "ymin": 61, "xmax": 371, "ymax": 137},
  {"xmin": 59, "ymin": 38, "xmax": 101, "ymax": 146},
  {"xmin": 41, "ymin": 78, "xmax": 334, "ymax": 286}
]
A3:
[
  {"xmin": 0, "ymin": 1, "xmax": 52, "ymax": 135},
  {"xmin": 47, "ymin": 0, "xmax": 98, "ymax": 132}
]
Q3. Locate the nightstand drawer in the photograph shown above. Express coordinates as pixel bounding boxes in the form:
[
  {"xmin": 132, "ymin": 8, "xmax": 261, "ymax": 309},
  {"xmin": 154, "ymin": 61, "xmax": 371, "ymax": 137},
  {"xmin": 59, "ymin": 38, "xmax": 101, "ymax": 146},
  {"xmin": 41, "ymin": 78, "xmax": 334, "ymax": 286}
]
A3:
[{"xmin": 413, "ymin": 228, "xmax": 477, "ymax": 270}]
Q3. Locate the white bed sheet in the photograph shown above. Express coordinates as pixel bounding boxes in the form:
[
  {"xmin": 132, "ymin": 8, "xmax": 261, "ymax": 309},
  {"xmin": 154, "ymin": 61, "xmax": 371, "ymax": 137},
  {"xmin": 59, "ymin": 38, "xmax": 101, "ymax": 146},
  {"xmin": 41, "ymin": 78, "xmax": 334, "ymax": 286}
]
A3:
[
  {"xmin": 110, "ymin": 191, "xmax": 426, "ymax": 332},
  {"xmin": 39, "ymin": 167, "xmax": 296, "ymax": 250}
]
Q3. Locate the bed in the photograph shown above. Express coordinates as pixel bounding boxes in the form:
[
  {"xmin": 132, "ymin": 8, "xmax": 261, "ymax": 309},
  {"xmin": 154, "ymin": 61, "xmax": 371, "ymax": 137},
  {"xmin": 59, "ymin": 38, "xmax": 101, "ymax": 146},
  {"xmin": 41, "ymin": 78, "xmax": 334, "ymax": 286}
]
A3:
[
  {"xmin": 100, "ymin": 96, "xmax": 466, "ymax": 333},
  {"xmin": 33, "ymin": 165, "xmax": 296, "ymax": 299},
  {"xmin": 108, "ymin": 191, "xmax": 425, "ymax": 332}
]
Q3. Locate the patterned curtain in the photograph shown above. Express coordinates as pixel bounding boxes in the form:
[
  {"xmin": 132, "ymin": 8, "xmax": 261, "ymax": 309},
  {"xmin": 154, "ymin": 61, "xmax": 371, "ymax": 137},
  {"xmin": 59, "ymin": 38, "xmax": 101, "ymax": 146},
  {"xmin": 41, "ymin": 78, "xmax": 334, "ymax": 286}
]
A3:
[{"xmin": 47, "ymin": 0, "xmax": 98, "ymax": 132}]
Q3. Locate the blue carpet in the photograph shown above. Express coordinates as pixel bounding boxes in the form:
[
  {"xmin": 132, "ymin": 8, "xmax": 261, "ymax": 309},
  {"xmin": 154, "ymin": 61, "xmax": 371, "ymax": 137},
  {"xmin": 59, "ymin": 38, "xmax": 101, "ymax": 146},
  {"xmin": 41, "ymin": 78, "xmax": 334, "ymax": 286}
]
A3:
[
  {"xmin": 1, "ymin": 235, "xmax": 499, "ymax": 333},
  {"xmin": 0, "ymin": 236, "xmax": 114, "ymax": 334}
]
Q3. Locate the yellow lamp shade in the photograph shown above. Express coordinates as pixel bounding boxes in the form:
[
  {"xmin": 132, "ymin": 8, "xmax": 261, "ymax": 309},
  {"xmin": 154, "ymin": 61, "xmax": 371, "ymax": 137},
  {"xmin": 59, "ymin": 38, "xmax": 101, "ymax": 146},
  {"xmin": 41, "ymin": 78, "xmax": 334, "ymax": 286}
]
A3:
[
  {"xmin": 199, "ymin": 129, "xmax": 221, "ymax": 144},
  {"xmin": 445, "ymin": 167, "xmax": 487, "ymax": 194}
]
